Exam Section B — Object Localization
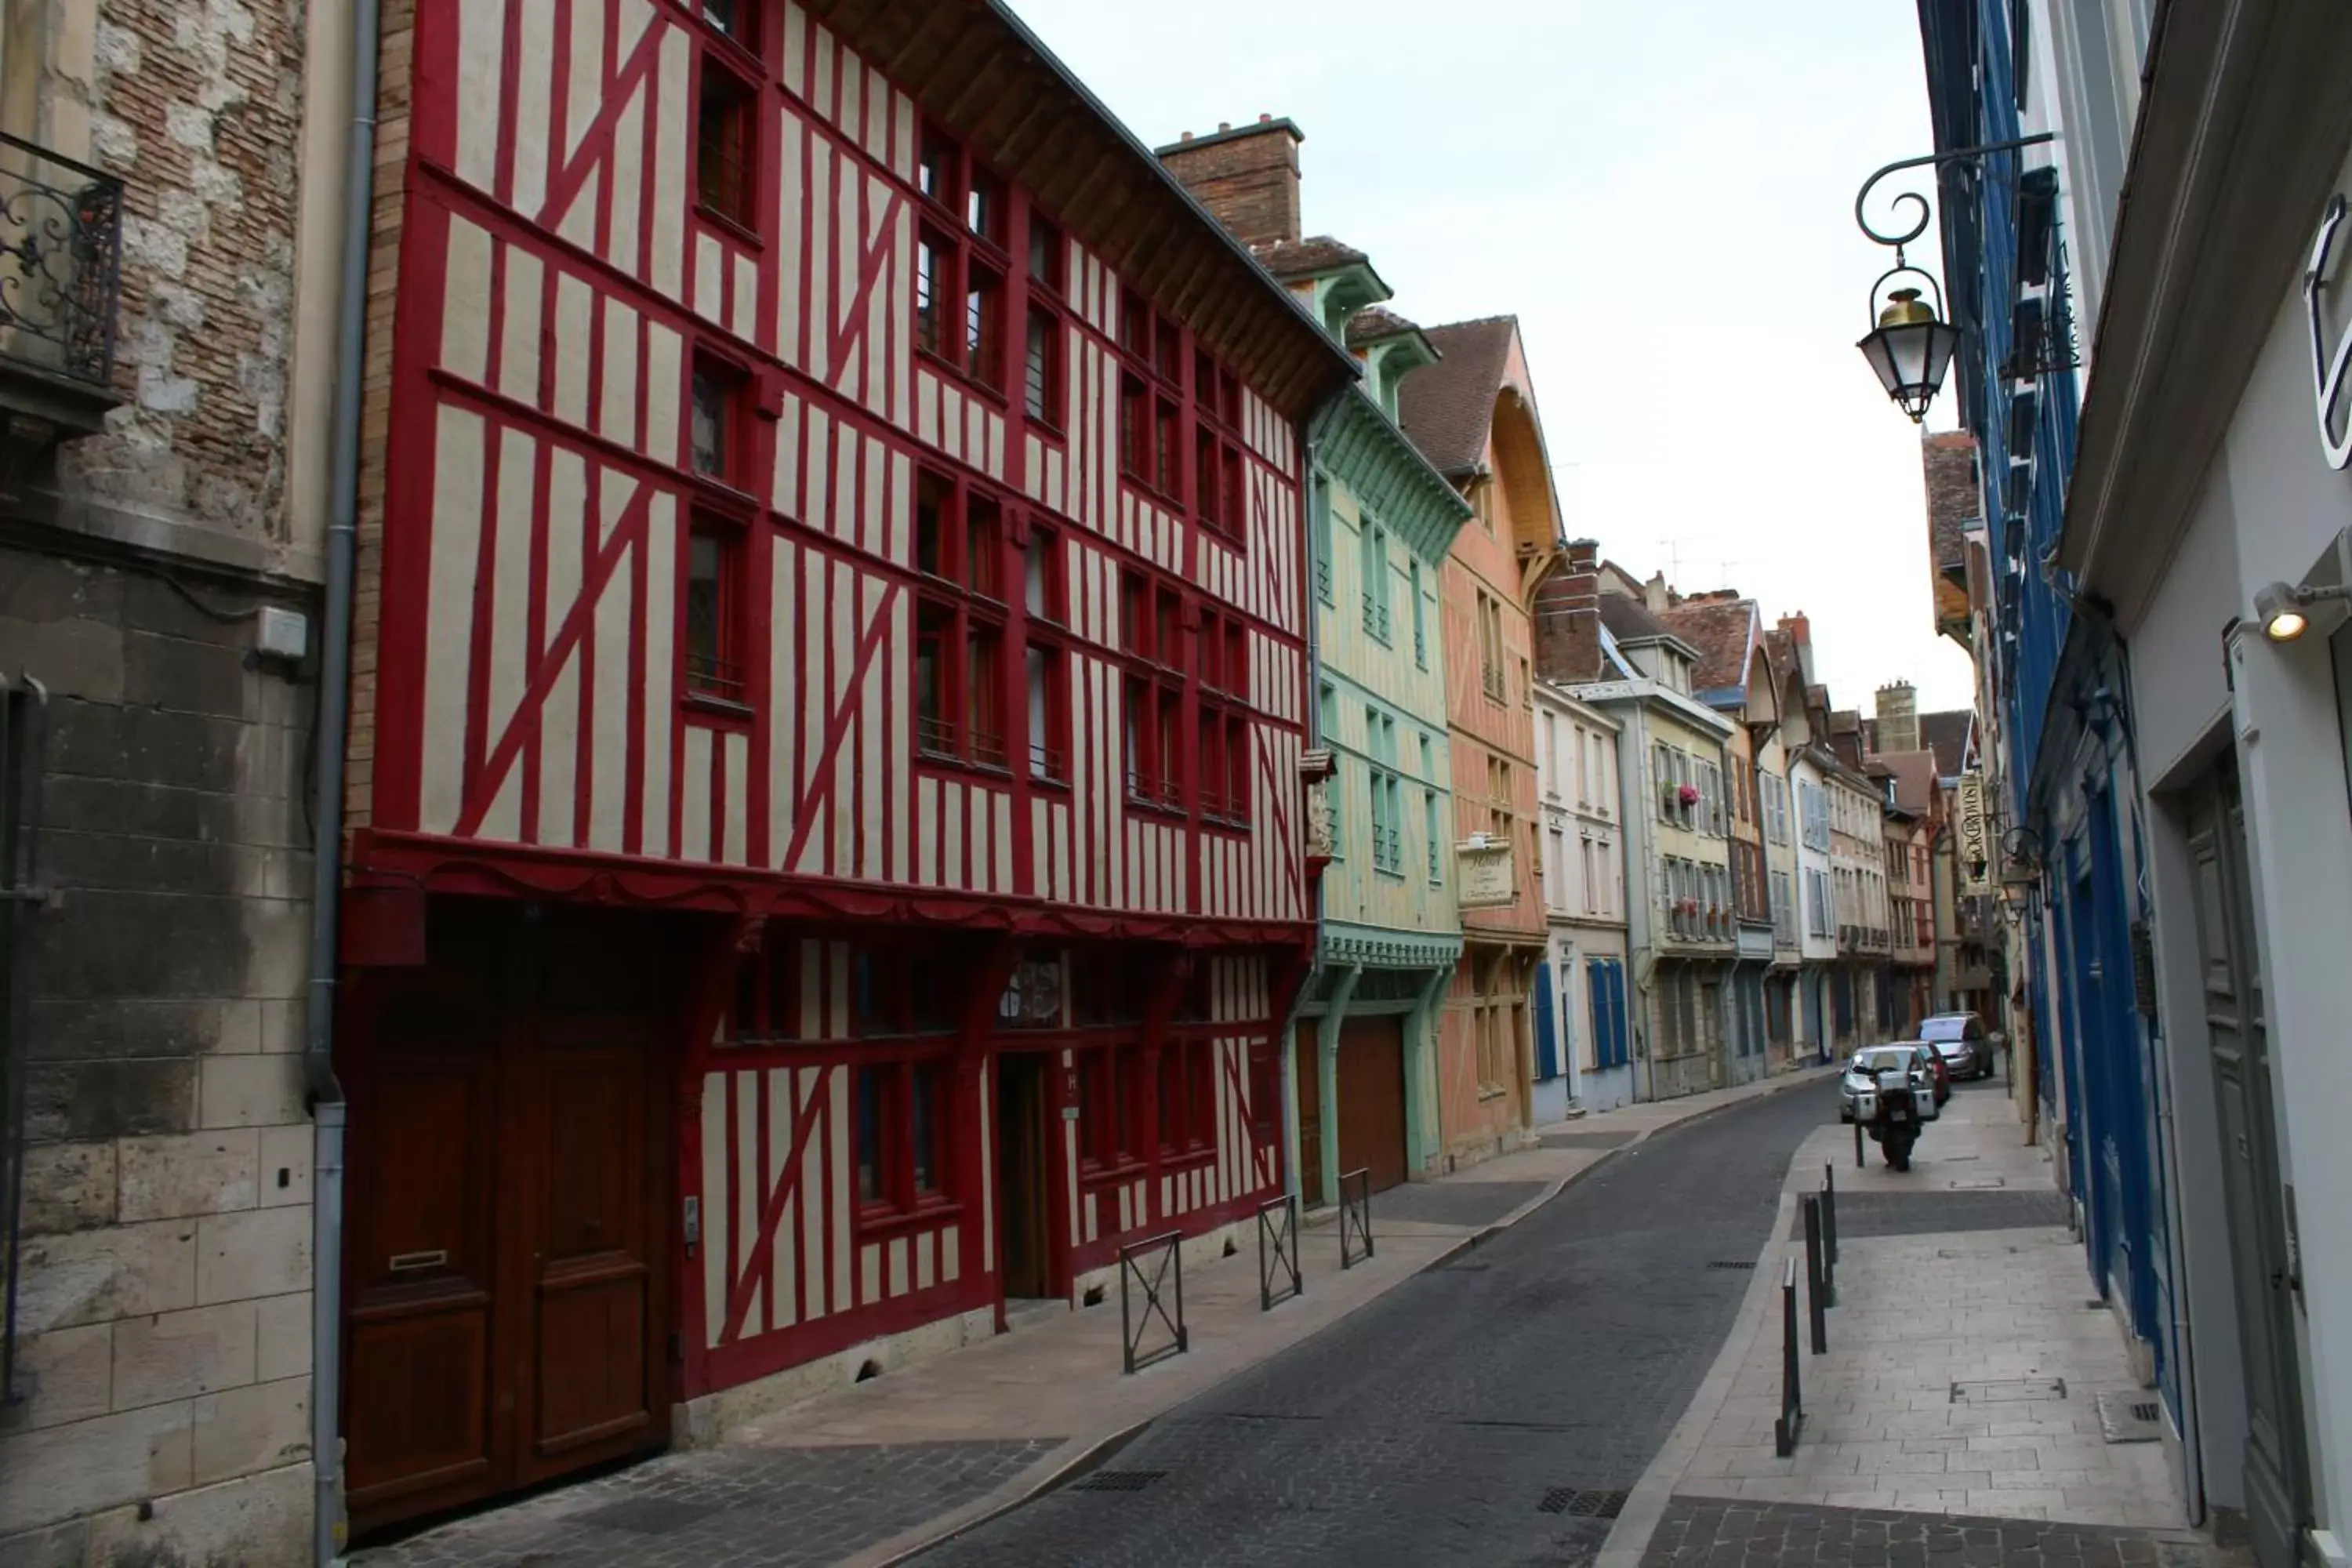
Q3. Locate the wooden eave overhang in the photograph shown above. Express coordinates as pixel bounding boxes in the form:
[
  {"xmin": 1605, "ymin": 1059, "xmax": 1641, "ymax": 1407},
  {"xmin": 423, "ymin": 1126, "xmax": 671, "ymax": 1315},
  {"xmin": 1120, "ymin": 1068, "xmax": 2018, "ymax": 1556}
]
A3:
[
  {"xmin": 1308, "ymin": 384, "xmax": 1473, "ymax": 566},
  {"xmin": 807, "ymin": 0, "xmax": 1360, "ymax": 421}
]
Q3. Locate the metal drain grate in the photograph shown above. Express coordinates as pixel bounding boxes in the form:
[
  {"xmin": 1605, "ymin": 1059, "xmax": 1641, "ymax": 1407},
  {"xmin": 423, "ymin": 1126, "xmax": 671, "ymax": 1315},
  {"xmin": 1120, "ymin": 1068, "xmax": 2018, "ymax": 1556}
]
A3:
[
  {"xmin": 1707, "ymin": 1260, "xmax": 1756, "ymax": 1270},
  {"xmin": 1537, "ymin": 1488, "xmax": 1628, "ymax": 1518},
  {"xmin": 1073, "ymin": 1469, "xmax": 1168, "ymax": 1493},
  {"xmin": 2094, "ymin": 1389, "xmax": 2164, "ymax": 1443},
  {"xmin": 1951, "ymin": 1377, "xmax": 2067, "ymax": 1403}
]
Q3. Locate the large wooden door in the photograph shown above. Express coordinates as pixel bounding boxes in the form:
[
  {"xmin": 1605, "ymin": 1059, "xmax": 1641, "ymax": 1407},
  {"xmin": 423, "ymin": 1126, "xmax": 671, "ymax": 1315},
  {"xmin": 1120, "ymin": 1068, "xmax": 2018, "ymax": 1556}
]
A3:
[
  {"xmin": 1335, "ymin": 1016, "xmax": 1407, "ymax": 1194},
  {"xmin": 2187, "ymin": 767, "xmax": 2308, "ymax": 1568},
  {"xmin": 995, "ymin": 1052, "xmax": 1052, "ymax": 1300},
  {"xmin": 344, "ymin": 903, "xmax": 678, "ymax": 1537}
]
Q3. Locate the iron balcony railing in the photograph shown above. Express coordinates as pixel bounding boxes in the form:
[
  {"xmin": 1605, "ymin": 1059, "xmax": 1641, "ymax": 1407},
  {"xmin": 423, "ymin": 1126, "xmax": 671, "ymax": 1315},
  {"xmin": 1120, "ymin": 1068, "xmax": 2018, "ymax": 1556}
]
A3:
[{"xmin": 0, "ymin": 133, "xmax": 123, "ymax": 387}]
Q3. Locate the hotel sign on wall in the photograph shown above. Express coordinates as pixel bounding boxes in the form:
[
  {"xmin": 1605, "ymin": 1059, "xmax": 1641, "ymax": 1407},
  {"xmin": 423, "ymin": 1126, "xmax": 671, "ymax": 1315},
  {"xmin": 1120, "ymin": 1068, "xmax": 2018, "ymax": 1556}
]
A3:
[
  {"xmin": 1955, "ymin": 775, "xmax": 1991, "ymax": 893},
  {"xmin": 1457, "ymin": 835, "xmax": 1515, "ymax": 908}
]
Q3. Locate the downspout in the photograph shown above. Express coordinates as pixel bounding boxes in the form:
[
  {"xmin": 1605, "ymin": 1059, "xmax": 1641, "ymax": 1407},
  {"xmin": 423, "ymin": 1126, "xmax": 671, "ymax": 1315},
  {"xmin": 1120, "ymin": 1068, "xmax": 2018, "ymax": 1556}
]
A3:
[
  {"xmin": 310, "ymin": 1, "xmax": 379, "ymax": 1560},
  {"xmin": 1281, "ymin": 430, "xmax": 1336, "ymax": 1210}
]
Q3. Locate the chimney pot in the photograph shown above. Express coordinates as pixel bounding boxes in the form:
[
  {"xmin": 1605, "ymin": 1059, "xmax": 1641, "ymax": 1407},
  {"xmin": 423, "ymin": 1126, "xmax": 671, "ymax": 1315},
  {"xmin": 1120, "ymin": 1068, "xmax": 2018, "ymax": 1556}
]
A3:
[
  {"xmin": 1259, "ymin": 112, "xmax": 1272, "ymax": 122},
  {"xmin": 1218, "ymin": 121, "xmax": 1232, "ymax": 132},
  {"xmin": 1181, "ymin": 130, "xmax": 1193, "ymax": 141}
]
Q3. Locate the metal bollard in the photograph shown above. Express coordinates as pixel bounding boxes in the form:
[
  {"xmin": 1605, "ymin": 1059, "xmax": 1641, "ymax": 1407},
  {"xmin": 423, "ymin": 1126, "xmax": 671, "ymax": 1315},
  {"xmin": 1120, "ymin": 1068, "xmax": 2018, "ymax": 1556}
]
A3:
[{"xmin": 1802, "ymin": 1194, "xmax": 1828, "ymax": 1356}]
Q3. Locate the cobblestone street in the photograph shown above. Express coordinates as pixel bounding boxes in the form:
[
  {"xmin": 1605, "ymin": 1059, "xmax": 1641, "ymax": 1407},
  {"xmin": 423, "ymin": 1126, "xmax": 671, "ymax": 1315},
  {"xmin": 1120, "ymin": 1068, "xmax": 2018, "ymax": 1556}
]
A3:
[
  {"xmin": 355, "ymin": 1441, "xmax": 1056, "ymax": 1568},
  {"xmin": 910, "ymin": 1082, "xmax": 1836, "ymax": 1566}
]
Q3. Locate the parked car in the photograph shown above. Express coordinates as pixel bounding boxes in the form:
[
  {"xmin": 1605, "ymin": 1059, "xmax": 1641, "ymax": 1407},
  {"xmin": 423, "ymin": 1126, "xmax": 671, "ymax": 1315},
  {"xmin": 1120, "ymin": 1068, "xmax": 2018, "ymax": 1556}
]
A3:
[
  {"xmin": 1918, "ymin": 1012, "xmax": 1991, "ymax": 1081},
  {"xmin": 1838, "ymin": 1044, "xmax": 1941, "ymax": 1123}
]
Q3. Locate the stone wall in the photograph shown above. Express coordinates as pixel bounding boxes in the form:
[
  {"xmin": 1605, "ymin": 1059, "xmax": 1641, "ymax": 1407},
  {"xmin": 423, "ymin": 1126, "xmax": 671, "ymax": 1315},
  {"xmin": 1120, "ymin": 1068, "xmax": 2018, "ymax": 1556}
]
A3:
[
  {"xmin": 0, "ymin": 0, "xmax": 335, "ymax": 1562},
  {"xmin": 0, "ymin": 543, "xmax": 314, "ymax": 1565}
]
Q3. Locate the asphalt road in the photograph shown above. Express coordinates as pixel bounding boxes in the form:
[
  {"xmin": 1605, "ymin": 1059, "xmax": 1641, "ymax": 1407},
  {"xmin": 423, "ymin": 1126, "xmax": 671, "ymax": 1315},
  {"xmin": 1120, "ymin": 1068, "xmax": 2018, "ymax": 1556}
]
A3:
[{"xmin": 915, "ymin": 1080, "xmax": 1838, "ymax": 1568}]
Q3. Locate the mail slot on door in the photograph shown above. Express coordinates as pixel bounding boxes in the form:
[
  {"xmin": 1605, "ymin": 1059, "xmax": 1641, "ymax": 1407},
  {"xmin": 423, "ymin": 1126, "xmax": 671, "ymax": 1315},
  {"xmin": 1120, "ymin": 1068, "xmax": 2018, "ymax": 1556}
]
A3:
[{"xmin": 388, "ymin": 1249, "xmax": 449, "ymax": 1273}]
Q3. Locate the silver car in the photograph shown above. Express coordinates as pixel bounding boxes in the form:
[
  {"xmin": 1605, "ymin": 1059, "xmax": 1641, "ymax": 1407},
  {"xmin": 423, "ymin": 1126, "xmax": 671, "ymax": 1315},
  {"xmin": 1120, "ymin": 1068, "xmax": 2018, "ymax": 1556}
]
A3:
[
  {"xmin": 1838, "ymin": 1043, "xmax": 1940, "ymax": 1123},
  {"xmin": 1918, "ymin": 1012, "xmax": 1990, "ymax": 1080}
]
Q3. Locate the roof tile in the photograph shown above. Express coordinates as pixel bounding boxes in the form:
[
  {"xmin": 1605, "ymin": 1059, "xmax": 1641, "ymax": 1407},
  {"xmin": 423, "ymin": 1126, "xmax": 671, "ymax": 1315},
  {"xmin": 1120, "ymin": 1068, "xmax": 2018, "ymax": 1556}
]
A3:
[{"xmin": 1396, "ymin": 316, "xmax": 1518, "ymax": 476}]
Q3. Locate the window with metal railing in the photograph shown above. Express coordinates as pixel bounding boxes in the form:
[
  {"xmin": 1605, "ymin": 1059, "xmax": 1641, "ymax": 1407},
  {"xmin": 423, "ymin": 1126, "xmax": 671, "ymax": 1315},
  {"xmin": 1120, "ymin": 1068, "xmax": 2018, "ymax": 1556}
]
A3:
[{"xmin": 0, "ymin": 132, "xmax": 124, "ymax": 388}]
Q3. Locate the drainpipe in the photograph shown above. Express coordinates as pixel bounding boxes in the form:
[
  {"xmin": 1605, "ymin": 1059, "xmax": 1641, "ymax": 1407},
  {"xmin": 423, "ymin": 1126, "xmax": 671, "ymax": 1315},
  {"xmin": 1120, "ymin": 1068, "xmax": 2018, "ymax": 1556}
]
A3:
[{"xmin": 308, "ymin": 2, "xmax": 380, "ymax": 1560}]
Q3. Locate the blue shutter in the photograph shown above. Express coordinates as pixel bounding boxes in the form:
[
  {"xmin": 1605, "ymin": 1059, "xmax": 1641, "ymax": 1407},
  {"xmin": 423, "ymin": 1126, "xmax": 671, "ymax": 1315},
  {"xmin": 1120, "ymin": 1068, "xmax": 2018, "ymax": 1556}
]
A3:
[
  {"xmin": 1587, "ymin": 962, "xmax": 1610, "ymax": 1072},
  {"xmin": 1609, "ymin": 961, "xmax": 1631, "ymax": 1069},
  {"xmin": 1533, "ymin": 961, "xmax": 1559, "ymax": 1080}
]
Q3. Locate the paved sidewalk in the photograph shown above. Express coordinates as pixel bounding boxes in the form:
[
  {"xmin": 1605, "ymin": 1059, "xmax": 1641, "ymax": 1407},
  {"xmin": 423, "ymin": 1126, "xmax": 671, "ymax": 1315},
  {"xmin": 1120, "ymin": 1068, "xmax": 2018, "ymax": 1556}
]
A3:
[
  {"xmin": 1605, "ymin": 1079, "xmax": 2215, "ymax": 1568},
  {"xmin": 354, "ymin": 1064, "xmax": 1835, "ymax": 1568}
]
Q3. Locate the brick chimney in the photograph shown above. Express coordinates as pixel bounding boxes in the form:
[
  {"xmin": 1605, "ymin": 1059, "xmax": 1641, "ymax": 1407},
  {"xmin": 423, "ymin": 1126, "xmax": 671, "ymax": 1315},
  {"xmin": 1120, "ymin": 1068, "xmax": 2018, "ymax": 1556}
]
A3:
[
  {"xmin": 1644, "ymin": 571, "xmax": 1671, "ymax": 614},
  {"xmin": 1875, "ymin": 681, "xmax": 1920, "ymax": 754},
  {"xmin": 1777, "ymin": 612, "xmax": 1814, "ymax": 685},
  {"xmin": 1156, "ymin": 115, "xmax": 1303, "ymax": 249},
  {"xmin": 1534, "ymin": 538, "xmax": 1602, "ymax": 683}
]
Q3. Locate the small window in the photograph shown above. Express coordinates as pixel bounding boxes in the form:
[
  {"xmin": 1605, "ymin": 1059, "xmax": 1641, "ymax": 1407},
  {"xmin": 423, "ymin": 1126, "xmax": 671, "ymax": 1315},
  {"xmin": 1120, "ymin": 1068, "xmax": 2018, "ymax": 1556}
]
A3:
[
  {"xmin": 965, "ymin": 495, "xmax": 1001, "ymax": 599},
  {"xmin": 915, "ymin": 603, "xmax": 953, "ymax": 755},
  {"xmin": 1121, "ymin": 570, "xmax": 1149, "ymax": 658},
  {"xmin": 1026, "ymin": 644, "xmax": 1066, "ymax": 782},
  {"xmin": 684, "ymin": 520, "xmax": 744, "ymax": 703},
  {"xmin": 1024, "ymin": 306, "xmax": 1061, "ymax": 427},
  {"xmin": 916, "ymin": 471, "xmax": 949, "ymax": 577},
  {"xmin": 855, "ymin": 1067, "xmax": 888, "ymax": 1203},
  {"xmin": 967, "ymin": 172, "xmax": 1004, "ymax": 247},
  {"xmin": 916, "ymin": 229, "xmax": 951, "ymax": 361},
  {"xmin": 695, "ymin": 58, "xmax": 757, "ymax": 227},
  {"xmin": 918, "ymin": 132, "xmax": 955, "ymax": 206},
  {"xmin": 1024, "ymin": 525, "xmax": 1063, "ymax": 623},
  {"xmin": 966, "ymin": 625, "xmax": 1003, "ymax": 767},
  {"xmin": 965, "ymin": 262, "xmax": 1004, "ymax": 393},
  {"xmin": 1028, "ymin": 217, "xmax": 1062, "ymax": 292},
  {"xmin": 688, "ymin": 356, "xmax": 746, "ymax": 485},
  {"xmin": 910, "ymin": 1065, "xmax": 942, "ymax": 1195}
]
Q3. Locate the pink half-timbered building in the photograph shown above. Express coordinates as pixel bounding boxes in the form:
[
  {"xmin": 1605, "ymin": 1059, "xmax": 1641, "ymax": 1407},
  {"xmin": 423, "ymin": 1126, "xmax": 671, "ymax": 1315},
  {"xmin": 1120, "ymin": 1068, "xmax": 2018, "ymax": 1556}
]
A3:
[{"xmin": 334, "ymin": 0, "xmax": 1355, "ymax": 1534}]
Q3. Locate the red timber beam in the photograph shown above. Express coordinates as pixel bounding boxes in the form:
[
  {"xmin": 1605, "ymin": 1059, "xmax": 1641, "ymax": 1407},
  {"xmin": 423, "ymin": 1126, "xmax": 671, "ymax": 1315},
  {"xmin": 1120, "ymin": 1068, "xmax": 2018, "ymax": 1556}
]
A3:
[
  {"xmin": 350, "ymin": 828, "xmax": 1319, "ymax": 948},
  {"xmin": 1137, "ymin": 948, "xmax": 1192, "ymax": 1229},
  {"xmin": 677, "ymin": 913, "xmax": 766, "ymax": 1398},
  {"xmin": 957, "ymin": 935, "xmax": 1022, "ymax": 1328}
]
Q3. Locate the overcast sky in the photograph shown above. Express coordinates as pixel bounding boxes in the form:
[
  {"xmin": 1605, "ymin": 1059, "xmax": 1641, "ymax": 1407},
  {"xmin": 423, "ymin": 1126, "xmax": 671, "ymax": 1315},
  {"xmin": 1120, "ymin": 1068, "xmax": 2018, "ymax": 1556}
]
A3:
[{"xmin": 1009, "ymin": 0, "xmax": 1975, "ymax": 715}]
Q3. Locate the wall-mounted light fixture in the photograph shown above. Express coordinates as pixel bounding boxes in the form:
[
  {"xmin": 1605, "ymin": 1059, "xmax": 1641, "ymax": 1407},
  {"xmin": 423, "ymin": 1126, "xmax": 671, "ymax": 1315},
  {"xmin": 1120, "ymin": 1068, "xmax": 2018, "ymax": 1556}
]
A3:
[
  {"xmin": 1851, "ymin": 132, "xmax": 2056, "ymax": 423},
  {"xmin": 2252, "ymin": 579, "xmax": 2351, "ymax": 643}
]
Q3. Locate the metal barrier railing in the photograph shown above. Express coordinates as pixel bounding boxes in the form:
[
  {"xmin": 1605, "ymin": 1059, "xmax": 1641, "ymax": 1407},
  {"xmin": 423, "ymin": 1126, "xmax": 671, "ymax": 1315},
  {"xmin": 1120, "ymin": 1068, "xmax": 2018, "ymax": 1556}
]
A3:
[
  {"xmin": 1802, "ymin": 1193, "xmax": 1828, "ymax": 1355},
  {"xmin": 1118, "ymin": 1229, "xmax": 1188, "ymax": 1374},
  {"xmin": 1338, "ymin": 1167, "xmax": 1374, "ymax": 1271},
  {"xmin": 1257, "ymin": 1192, "xmax": 1301, "ymax": 1311},
  {"xmin": 1773, "ymin": 1256, "xmax": 1802, "ymax": 1456}
]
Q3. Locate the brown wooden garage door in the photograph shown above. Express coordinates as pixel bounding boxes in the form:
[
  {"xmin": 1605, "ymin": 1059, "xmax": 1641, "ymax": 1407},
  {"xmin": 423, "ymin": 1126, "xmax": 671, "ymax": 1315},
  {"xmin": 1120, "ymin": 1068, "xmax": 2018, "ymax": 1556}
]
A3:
[
  {"xmin": 1336, "ymin": 1016, "xmax": 1408, "ymax": 1193},
  {"xmin": 342, "ymin": 902, "xmax": 684, "ymax": 1538}
]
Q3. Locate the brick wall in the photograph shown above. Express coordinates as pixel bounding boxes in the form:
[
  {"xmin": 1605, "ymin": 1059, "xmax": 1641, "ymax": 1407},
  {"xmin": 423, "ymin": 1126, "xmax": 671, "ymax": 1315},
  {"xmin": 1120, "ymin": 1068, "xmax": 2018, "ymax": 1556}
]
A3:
[
  {"xmin": 344, "ymin": 0, "xmax": 416, "ymax": 834},
  {"xmin": 1922, "ymin": 430, "xmax": 1978, "ymax": 575},
  {"xmin": 1155, "ymin": 118, "xmax": 1301, "ymax": 250},
  {"xmin": 51, "ymin": 0, "xmax": 307, "ymax": 552},
  {"xmin": 1533, "ymin": 537, "xmax": 1600, "ymax": 683}
]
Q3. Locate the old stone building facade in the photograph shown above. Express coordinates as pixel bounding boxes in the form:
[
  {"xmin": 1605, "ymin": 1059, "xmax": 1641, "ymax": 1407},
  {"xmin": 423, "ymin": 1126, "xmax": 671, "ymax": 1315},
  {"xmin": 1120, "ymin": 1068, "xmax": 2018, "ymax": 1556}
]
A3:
[{"xmin": 0, "ymin": 1, "xmax": 349, "ymax": 1563}]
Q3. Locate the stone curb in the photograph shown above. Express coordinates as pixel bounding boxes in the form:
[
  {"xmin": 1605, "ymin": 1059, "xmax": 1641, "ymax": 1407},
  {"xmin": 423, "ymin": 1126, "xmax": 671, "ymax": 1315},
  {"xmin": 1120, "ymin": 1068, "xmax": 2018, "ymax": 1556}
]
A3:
[{"xmin": 851, "ymin": 1065, "xmax": 1839, "ymax": 1567}]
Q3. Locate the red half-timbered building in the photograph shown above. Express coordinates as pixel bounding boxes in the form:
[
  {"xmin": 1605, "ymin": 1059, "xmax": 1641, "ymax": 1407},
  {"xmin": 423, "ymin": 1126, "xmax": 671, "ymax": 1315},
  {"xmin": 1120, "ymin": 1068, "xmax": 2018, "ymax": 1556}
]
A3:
[{"xmin": 336, "ymin": 0, "xmax": 1356, "ymax": 1533}]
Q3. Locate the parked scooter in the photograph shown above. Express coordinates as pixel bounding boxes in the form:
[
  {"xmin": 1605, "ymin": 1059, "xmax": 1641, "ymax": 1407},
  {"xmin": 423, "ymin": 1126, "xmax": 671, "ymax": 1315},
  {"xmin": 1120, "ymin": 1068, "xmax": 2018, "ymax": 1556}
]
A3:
[{"xmin": 1846, "ymin": 1044, "xmax": 1940, "ymax": 1171}]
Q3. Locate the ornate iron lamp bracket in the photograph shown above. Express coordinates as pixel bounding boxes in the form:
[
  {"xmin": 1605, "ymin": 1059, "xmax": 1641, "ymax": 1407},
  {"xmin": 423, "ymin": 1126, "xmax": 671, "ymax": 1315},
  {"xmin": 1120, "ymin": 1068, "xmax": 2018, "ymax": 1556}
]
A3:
[{"xmin": 1853, "ymin": 132, "xmax": 2057, "ymax": 258}]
